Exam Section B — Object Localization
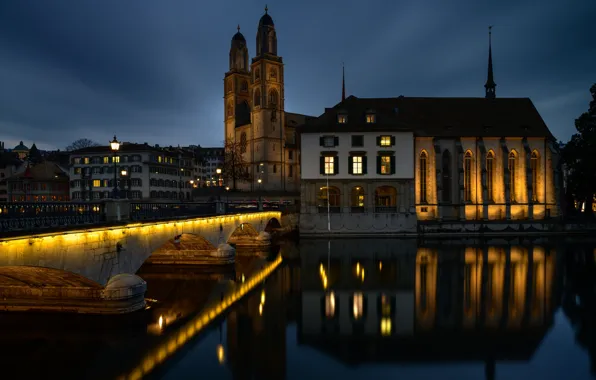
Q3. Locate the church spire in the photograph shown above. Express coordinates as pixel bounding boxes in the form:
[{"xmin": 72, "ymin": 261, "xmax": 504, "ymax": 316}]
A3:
[
  {"xmin": 342, "ymin": 63, "xmax": 346, "ymax": 102},
  {"xmin": 485, "ymin": 26, "xmax": 496, "ymax": 99}
]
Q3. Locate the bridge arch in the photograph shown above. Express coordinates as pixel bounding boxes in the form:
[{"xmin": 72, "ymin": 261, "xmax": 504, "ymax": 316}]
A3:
[{"xmin": 264, "ymin": 217, "xmax": 281, "ymax": 233}]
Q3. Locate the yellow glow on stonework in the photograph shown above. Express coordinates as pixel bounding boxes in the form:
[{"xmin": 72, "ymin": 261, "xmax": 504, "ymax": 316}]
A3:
[
  {"xmin": 0, "ymin": 211, "xmax": 281, "ymax": 256},
  {"xmin": 121, "ymin": 254, "xmax": 283, "ymax": 380}
]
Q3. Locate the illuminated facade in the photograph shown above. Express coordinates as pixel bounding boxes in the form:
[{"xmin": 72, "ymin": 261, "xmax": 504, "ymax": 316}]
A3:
[
  {"xmin": 224, "ymin": 7, "xmax": 314, "ymax": 192},
  {"xmin": 299, "ymin": 30, "xmax": 560, "ymax": 230}
]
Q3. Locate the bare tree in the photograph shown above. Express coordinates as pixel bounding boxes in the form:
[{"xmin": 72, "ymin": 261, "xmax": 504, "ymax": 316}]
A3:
[
  {"xmin": 222, "ymin": 139, "xmax": 250, "ymax": 191},
  {"xmin": 66, "ymin": 138, "xmax": 100, "ymax": 151}
]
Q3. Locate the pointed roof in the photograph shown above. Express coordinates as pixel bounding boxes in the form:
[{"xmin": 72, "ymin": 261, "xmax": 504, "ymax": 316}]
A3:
[{"xmin": 485, "ymin": 26, "xmax": 496, "ymax": 98}]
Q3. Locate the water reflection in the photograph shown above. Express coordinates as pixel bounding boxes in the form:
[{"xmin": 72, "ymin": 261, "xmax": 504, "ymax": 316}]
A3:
[{"xmin": 300, "ymin": 240, "xmax": 560, "ymax": 378}]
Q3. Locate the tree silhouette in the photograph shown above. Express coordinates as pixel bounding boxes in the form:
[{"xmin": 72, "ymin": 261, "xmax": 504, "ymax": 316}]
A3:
[
  {"xmin": 222, "ymin": 139, "xmax": 250, "ymax": 191},
  {"xmin": 26, "ymin": 143, "xmax": 43, "ymax": 165},
  {"xmin": 562, "ymin": 83, "xmax": 596, "ymax": 216},
  {"xmin": 65, "ymin": 138, "xmax": 100, "ymax": 151}
]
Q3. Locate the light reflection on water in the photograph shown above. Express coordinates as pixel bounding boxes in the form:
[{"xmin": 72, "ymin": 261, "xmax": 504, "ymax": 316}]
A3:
[{"xmin": 0, "ymin": 239, "xmax": 596, "ymax": 380}]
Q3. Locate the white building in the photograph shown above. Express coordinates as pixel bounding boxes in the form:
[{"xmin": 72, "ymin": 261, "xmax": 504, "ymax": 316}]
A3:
[
  {"xmin": 69, "ymin": 143, "xmax": 196, "ymax": 201},
  {"xmin": 195, "ymin": 147, "xmax": 224, "ymax": 187}
]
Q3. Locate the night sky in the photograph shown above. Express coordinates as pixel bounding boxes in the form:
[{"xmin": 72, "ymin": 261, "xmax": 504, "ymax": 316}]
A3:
[{"xmin": 0, "ymin": 0, "xmax": 594, "ymax": 151}]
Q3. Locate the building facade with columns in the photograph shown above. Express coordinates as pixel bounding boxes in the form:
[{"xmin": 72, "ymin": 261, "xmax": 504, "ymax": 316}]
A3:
[
  {"xmin": 299, "ymin": 31, "xmax": 560, "ymax": 234},
  {"xmin": 224, "ymin": 7, "xmax": 314, "ymax": 192}
]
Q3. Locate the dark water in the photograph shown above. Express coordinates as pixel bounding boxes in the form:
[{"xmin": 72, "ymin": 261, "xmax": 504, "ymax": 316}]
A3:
[{"xmin": 1, "ymin": 238, "xmax": 596, "ymax": 380}]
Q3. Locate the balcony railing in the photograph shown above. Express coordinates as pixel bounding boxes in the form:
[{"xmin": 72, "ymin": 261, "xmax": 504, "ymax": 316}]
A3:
[{"xmin": 0, "ymin": 202, "xmax": 104, "ymax": 232}]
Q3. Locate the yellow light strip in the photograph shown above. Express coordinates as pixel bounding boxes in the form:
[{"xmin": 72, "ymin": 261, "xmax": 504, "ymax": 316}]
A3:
[
  {"xmin": 0, "ymin": 211, "xmax": 281, "ymax": 244},
  {"xmin": 120, "ymin": 254, "xmax": 283, "ymax": 380}
]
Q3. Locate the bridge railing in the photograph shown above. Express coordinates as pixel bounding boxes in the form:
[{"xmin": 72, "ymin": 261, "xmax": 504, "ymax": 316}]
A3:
[
  {"xmin": 130, "ymin": 202, "xmax": 217, "ymax": 221},
  {"xmin": 0, "ymin": 202, "xmax": 105, "ymax": 232}
]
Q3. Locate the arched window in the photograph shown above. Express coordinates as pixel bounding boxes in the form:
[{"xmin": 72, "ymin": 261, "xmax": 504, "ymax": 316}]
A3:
[
  {"xmin": 241, "ymin": 80, "xmax": 248, "ymax": 92},
  {"xmin": 375, "ymin": 186, "xmax": 397, "ymax": 212},
  {"xmin": 227, "ymin": 101, "xmax": 233, "ymax": 117},
  {"xmin": 442, "ymin": 150, "xmax": 452, "ymax": 202},
  {"xmin": 508, "ymin": 150, "xmax": 517, "ymax": 202},
  {"xmin": 240, "ymin": 132, "xmax": 247, "ymax": 154},
  {"xmin": 254, "ymin": 89, "xmax": 261, "ymax": 107},
  {"xmin": 270, "ymin": 68, "xmax": 277, "ymax": 79},
  {"xmin": 351, "ymin": 186, "xmax": 365, "ymax": 209},
  {"xmin": 419, "ymin": 151, "xmax": 428, "ymax": 203},
  {"xmin": 486, "ymin": 151, "xmax": 494, "ymax": 202},
  {"xmin": 269, "ymin": 89, "xmax": 278, "ymax": 108},
  {"xmin": 531, "ymin": 150, "xmax": 539, "ymax": 202},
  {"xmin": 318, "ymin": 186, "xmax": 341, "ymax": 208},
  {"xmin": 464, "ymin": 151, "xmax": 473, "ymax": 202}
]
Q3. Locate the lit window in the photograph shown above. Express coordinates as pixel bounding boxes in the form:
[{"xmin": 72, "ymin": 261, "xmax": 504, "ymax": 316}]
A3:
[
  {"xmin": 353, "ymin": 292, "xmax": 363, "ymax": 320},
  {"xmin": 84, "ymin": 157, "xmax": 90, "ymax": 164},
  {"xmin": 380, "ymin": 317, "xmax": 392, "ymax": 336},
  {"xmin": 531, "ymin": 151, "xmax": 539, "ymax": 202},
  {"xmin": 158, "ymin": 156, "xmax": 162, "ymax": 163},
  {"xmin": 113, "ymin": 156, "xmax": 120, "ymax": 163},
  {"xmin": 486, "ymin": 151, "xmax": 494, "ymax": 202},
  {"xmin": 509, "ymin": 151, "xmax": 517, "ymax": 202},
  {"xmin": 92, "ymin": 179, "xmax": 101, "ymax": 187},
  {"xmin": 325, "ymin": 292, "xmax": 335, "ymax": 319},
  {"xmin": 324, "ymin": 156, "xmax": 335, "ymax": 174},
  {"xmin": 380, "ymin": 156, "xmax": 391, "ymax": 174},
  {"xmin": 464, "ymin": 151, "xmax": 472, "ymax": 202},
  {"xmin": 419, "ymin": 151, "xmax": 427, "ymax": 203},
  {"xmin": 73, "ymin": 157, "xmax": 81, "ymax": 164},
  {"xmin": 366, "ymin": 114, "xmax": 376, "ymax": 123},
  {"xmin": 103, "ymin": 156, "xmax": 109, "ymax": 164},
  {"xmin": 380, "ymin": 136, "xmax": 392, "ymax": 146},
  {"xmin": 352, "ymin": 156, "xmax": 363, "ymax": 174},
  {"xmin": 338, "ymin": 114, "xmax": 347, "ymax": 124}
]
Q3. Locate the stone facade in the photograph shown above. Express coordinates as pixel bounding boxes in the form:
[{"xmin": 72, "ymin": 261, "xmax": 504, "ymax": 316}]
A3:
[
  {"xmin": 299, "ymin": 96, "xmax": 560, "ymax": 235},
  {"xmin": 224, "ymin": 8, "xmax": 314, "ymax": 192},
  {"xmin": 0, "ymin": 210, "xmax": 282, "ymax": 285}
]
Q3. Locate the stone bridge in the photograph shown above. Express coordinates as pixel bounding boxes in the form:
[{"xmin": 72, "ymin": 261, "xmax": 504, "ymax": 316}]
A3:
[{"xmin": 0, "ymin": 211, "xmax": 287, "ymax": 286}]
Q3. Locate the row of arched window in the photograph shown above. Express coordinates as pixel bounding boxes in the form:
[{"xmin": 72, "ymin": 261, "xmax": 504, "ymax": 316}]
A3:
[{"xmin": 418, "ymin": 149, "xmax": 540, "ymax": 203}]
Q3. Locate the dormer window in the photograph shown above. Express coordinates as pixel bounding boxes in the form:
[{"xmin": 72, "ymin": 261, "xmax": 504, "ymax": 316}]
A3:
[
  {"xmin": 366, "ymin": 113, "xmax": 376, "ymax": 123},
  {"xmin": 338, "ymin": 114, "xmax": 348, "ymax": 124}
]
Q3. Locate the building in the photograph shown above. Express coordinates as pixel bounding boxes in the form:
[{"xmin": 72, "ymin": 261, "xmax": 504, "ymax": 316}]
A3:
[
  {"xmin": 6, "ymin": 161, "xmax": 70, "ymax": 202},
  {"xmin": 224, "ymin": 7, "xmax": 314, "ymax": 192},
  {"xmin": 12, "ymin": 141, "xmax": 29, "ymax": 160},
  {"xmin": 195, "ymin": 146, "xmax": 224, "ymax": 187},
  {"xmin": 299, "ymin": 29, "xmax": 560, "ymax": 234},
  {"xmin": 68, "ymin": 143, "xmax": 196, "ymax": 201},
  {"xmin": 0, "ymin": 146, "xmax": 23, "ymax": 202}
]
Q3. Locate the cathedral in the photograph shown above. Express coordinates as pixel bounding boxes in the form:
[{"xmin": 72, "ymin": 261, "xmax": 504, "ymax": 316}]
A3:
[{"xmin": 224, "ymin": 7, "xmax": 313, "ymax": 192}]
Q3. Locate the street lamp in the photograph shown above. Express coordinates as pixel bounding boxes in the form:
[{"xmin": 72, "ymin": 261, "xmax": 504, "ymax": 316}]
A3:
[
  {"xmin": 120, "ymin": 169, "xmax": 128, "ymax": 199},
  {"xmin": 110, "ymin": 135, "xmax": 120, "ymax": 198},
  {"xmin": 216, "ymin": 168, "xmax": 222, "ymax": 187}
]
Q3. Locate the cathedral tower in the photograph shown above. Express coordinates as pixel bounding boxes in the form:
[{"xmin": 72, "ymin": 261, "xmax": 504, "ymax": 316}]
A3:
[
  {"xmin": 250, "ymin": 6, "xmax": 286, "ymax": 190},
  {"xmin": 224, "ymin": 26, "xmax": 252, "ymax": 141}
]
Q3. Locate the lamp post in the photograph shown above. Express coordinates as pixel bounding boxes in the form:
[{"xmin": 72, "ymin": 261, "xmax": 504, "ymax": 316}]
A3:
[
  {"xmin": 120, "ymin": 169, "xmax": 128, "ymax": 199},
  {"xmin": 216, "ymin": 168, "xmax": 222, "ymax": 187},
  {"xmin": 110, "ymin": 135, "xmax": 120, "ymax": 199}
]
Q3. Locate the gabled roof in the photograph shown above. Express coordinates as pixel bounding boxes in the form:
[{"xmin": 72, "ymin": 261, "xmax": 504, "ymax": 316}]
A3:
[
  {"xmin": 299, "ymin": 95, "xmax": 554, "ymax": 139},
  {"xmin": 9, "ymin": 161, "xmax": 68, "ymax": 181}
]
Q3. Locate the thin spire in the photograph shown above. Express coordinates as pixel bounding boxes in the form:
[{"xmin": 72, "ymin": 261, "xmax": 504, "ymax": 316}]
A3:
[
  {"xmin": 342, "ymin": 63, "xmax": 346, "ymax": 102},
  {"xmin": 237, "ymin": 24, "xmax": 240, "ymax": 33},
  {"xmin": 265, "ymin": 4, "xmax": 268, "ymax": 14},
  {"xmin": 485, "ymin": 25, "xmax": 496, "ymax": 99}
]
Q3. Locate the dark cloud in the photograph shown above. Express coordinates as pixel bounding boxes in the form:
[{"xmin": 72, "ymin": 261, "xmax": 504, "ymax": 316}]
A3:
[{"xmin": 0, "ymin": 0, "xmax": 594, "ymax": 150}]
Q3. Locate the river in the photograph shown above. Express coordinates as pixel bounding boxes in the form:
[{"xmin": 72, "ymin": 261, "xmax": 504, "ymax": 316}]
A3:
[{"xmin": 0, "ymin": 237, "xmax": 595, "ymax": 380}]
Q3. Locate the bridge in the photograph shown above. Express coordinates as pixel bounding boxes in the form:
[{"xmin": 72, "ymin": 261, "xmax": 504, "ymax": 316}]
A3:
[{"xmin": 0, "ymin": 200, "xmax": 297, "ymax": 313}]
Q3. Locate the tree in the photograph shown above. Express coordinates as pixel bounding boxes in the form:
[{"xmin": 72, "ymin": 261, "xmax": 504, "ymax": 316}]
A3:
[
  {"xmin": 27, "ymin": 143, "xmax": 43, "ymax": 165},
  {"xmin": 222, "ymin": 139, "xmax": 250, "ymax": 191},
  {"xmin": 65, "ymin": 138, "xmax": 100, "ymax": 151},
  {"xmin": 562, "ymin": 83, "xmax": 596, "ymax": 216}
]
